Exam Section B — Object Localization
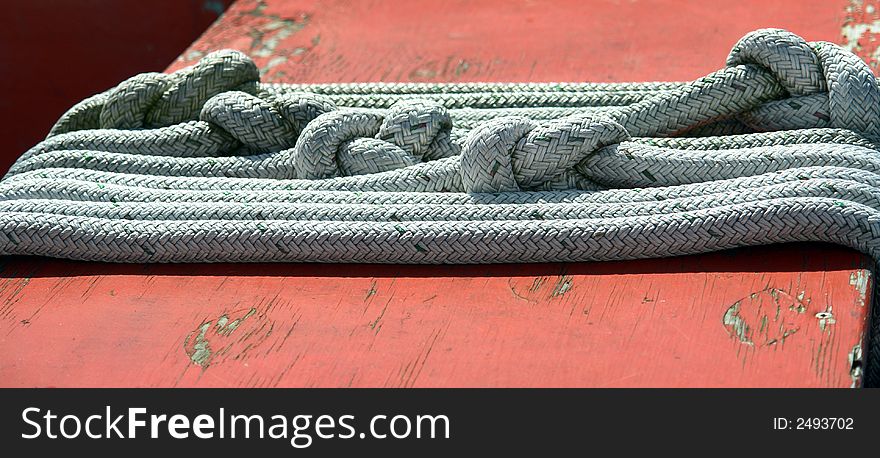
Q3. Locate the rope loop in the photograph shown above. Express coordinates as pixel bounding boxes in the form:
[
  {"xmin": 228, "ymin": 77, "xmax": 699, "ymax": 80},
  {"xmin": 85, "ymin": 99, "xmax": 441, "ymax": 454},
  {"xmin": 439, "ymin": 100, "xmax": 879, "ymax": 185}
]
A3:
[
  {"xmin": 728, "ymin": 28, "xmax": 880, "ymax": 135},
  {"xmin": 99, "ymin": 50, "xmax": 260, "ymax": 130},
  {"xmin": 292, "ymin": 99, "xmax": 453, "ymax": 179},
  {"xmin": 727, "ymin": 28, "xmax": 826, "ymax": 95},
  {"xmin": 813, "ymin": 41, "xmax": 880, "ymax": 136},
  {"xmin": 460, "ymin": 114, "xmax": 629, "ymax": 192},
  {"xmin": 378, "ymin": 100, "xmax": 456, "ymax": 161},
  {"xmin": 199, "ymin": 91, "xmax": 336, "ymax": 152}
]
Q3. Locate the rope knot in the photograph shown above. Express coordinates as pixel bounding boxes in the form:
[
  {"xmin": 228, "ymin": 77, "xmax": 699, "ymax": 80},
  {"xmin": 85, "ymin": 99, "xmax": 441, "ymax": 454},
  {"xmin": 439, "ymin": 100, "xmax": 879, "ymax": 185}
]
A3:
[
  {"xmin": 378, "ymin": 100, "xmax": 457, "ymax": 161},
  {"xmin": 727, "ymin": 28, "xmax": 880, "ymax": 135},
  {"xmin": 199, "ymin": 91, "xmax": 337, "ymax": 152},
  {"xmin": 99, "ymin": 50, "xmax": 260, "ymax": 129},
  {"xmin": 727, "ymin": 28, "xmax": 826, "ymax": 95},
  {"xmin": 460, "ymin": 114, "xmax": 630, "ymax": 193},
  {"xmin": 292, "ymin": 100, "xmax": 455, "ymax": 179}
]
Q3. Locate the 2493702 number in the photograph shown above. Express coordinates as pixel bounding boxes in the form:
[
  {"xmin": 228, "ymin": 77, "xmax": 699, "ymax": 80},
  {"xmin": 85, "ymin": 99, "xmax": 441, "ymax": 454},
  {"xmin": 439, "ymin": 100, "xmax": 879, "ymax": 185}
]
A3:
[
  {"xmin": 773, "ymin": 417, "xmax": 854, "ymax": 430},
  {"xmin": 797, "ymin": 418, "xmax": 853, "ymax": 430}
]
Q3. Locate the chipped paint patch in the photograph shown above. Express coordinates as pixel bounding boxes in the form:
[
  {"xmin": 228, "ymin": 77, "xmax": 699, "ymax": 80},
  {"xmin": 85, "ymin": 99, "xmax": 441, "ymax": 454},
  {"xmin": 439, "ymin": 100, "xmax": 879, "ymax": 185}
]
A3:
[
  {"xmin": 173, "ymin": 0, "xmax": 319, "ymax": 81},
  {"xmin": 849, "ymin": 270, "xmax": 871, "ymax": 306},
  {"xmin": 722, "ymin": 301, "xmax": 753, "ymax": 345},
  {"xmin": 186, "ymin": 321, "xmax": 214, "ymax": 367},
  {"xmin": 216, "ymin": 308, "xmax": 256, "ymax": 336},
  {"xmin": 364, "ymin": 280, "xmax": 377, "ymax": 301},
  {"xmin": 849, "ymin": 343, "xmax": 864, "ymax": 388},
  {"xmin": 842, "ymin": 0, "xmax": 880, "ymax": 68},
  {"xmin": 262, "ymin": 56, "xmax": 289, "ymax": 74},
  {"xmin": 550, "ymin": 275, "xmax": 573, "ymax": 298},
  {"xmin": 183, "ymin": 307, "xmax": 262, "ymax": 368},
  {"xmin": 722, "ymin": 288, "xmax": 808, "ymax": 348}
]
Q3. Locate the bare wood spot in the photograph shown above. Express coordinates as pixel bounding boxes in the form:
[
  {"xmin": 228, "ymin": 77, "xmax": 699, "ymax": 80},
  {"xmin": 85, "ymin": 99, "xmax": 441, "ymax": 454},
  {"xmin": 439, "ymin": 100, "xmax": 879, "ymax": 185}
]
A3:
[
  {"xmin": 183, "ymin": 307, "xmax": 271, "ymax": 369},
  {"xmin": 721, "ymin": 288, "xmax": 810, "ymax": 348}
]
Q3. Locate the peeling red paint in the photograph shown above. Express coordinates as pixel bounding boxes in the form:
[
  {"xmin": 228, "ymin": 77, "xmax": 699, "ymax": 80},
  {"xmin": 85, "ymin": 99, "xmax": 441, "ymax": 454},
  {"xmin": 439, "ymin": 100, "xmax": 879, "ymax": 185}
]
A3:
[{"xmin": 842, "ymin": 0, "xmax": 880, "ymax": 69}]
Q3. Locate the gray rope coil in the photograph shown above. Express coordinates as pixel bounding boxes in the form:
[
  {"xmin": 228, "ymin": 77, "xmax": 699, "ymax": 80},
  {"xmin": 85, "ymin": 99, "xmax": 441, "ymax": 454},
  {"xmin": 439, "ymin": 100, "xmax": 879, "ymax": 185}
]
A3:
[
  {"xmin": 7, "ymin": 27, "xmax": 880, "ymax": 386},
  {"xmin": 3, "ymin": 27, "xmax": 880, "ymax": 267}
]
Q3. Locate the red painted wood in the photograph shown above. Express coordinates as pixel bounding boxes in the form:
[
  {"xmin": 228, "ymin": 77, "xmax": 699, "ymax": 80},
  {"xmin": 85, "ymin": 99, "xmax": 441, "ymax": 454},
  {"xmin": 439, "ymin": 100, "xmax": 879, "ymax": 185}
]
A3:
[
  {"xmin": 0, "ymin": 245, "xmax": 871, "ymax": 388},
  {"xmin": 0, "ymin": 0, "xmax": 876, "ymax": 387},
  {"xmin": 169, "ymin": 0, "xmax": 850, "ymax": 82}
]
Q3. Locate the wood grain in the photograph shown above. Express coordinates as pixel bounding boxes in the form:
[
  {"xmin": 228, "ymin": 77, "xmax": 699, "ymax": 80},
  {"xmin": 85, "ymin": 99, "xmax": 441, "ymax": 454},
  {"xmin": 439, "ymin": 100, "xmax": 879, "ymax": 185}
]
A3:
[
  {"xmin": 169, "ymin": 0, "xmax": 849, "ymax": 82},
  {"xmin": 0, "ymin": 244, "xmax": 871, "ymax": 387}
]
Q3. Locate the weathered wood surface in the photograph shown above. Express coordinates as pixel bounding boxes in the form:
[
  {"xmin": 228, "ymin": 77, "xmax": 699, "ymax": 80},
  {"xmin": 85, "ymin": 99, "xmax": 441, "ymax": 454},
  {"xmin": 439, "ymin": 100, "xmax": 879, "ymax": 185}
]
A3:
[
  {"xmin": 2, "ymin": 0, "xmax": 878, "ymax": 387},
  {"xmin": 0, "ymin": 245, "xmax": 872, "ymax": 387}
]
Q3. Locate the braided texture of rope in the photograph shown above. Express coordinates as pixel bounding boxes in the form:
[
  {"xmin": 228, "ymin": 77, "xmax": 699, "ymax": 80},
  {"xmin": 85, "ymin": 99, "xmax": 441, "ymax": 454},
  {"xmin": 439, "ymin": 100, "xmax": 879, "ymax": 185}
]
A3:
[
  {"xmin": 3, "ymin": 28, "xmax": 880, "ymax": 269},
  {"xmin": 8, "ymin": 27, "xmax": 880, "ymax": 386}
]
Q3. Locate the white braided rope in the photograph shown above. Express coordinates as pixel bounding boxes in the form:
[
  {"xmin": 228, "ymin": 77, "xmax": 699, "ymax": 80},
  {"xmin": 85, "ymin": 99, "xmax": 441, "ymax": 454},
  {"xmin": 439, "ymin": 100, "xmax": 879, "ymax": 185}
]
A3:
[{"xmin": 3, "ymin": 28, "xmax": 880, "ymax": 267}]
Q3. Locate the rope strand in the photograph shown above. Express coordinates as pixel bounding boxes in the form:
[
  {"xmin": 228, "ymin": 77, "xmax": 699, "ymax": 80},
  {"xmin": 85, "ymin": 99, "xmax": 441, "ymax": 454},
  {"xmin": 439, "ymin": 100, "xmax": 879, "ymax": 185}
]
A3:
[{"xmin": 2, "ymin": 28, "xmax": 880, "ymax": 266}]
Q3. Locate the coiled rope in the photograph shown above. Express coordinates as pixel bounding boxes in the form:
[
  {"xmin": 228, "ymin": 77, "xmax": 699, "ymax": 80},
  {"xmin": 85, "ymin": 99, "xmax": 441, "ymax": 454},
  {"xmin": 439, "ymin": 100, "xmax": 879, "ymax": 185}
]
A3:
[
  {"xmin": 6, "ymin": 27, "xmax": 880, "ymax": 385},
  {"xmin": 2, "ymin": 28, "xmax": 880, "ymax": 267}
]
